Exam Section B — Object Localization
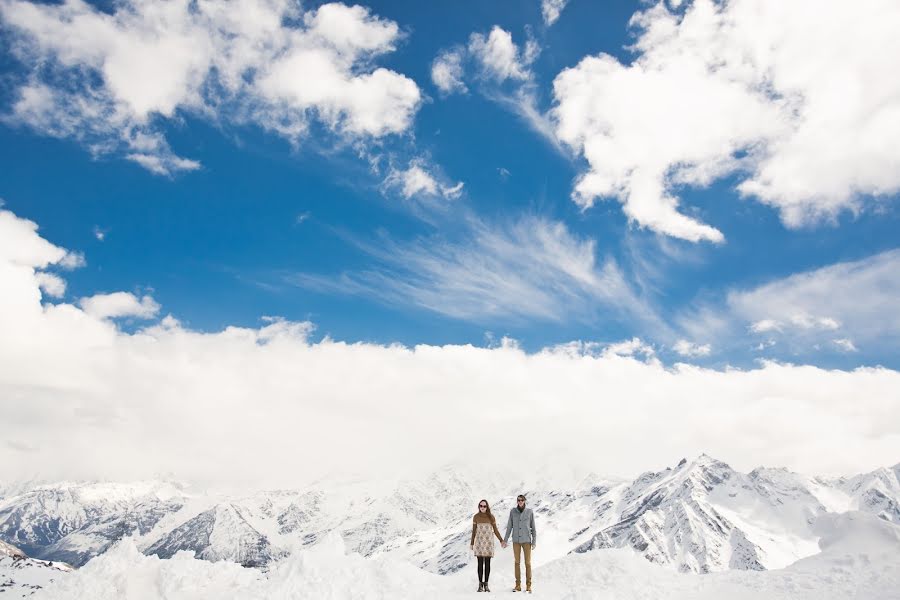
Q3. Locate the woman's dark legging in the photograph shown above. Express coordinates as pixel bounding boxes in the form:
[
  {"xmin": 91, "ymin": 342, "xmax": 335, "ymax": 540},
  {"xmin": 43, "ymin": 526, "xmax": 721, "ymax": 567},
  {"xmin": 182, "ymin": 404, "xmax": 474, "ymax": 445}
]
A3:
[{"xmin": 477, "ymin": 556, "xmax": 492, "ymax": 583}]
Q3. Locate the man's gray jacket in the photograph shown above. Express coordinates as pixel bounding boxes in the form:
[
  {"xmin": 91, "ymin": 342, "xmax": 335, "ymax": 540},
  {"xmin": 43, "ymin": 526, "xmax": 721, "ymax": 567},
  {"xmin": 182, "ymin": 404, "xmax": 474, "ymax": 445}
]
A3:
[{"xmin": 504, "ymin": 507, "xmax": 536, "ymax": 545}]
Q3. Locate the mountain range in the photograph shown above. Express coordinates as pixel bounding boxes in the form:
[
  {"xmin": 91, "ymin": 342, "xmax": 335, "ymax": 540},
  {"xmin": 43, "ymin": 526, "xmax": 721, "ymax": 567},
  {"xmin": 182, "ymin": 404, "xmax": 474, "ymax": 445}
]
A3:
[{"xmin": 1, "ymin": 455, "xmax": 897, "ymax": 578}]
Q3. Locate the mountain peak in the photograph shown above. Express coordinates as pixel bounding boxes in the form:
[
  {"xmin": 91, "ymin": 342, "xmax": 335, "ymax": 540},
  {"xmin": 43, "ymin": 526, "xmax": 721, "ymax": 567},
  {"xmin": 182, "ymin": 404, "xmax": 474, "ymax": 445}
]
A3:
[{"xmin": 676, "ymin": 453, "xmax": 729, "ymax": 472}]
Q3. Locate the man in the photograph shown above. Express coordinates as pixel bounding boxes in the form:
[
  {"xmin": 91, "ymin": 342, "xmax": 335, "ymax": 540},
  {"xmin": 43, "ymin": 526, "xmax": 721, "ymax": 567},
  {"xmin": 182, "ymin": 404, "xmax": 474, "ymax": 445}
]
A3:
[{"xmin": 503, "ymin": 494, "xmax": 536, "ymax": 592}]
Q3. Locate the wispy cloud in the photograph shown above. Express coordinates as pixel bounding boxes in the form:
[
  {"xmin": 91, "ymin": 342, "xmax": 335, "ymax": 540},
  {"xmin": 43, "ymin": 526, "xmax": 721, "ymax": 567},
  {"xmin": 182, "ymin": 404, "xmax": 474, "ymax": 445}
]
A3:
[
  {"xmin": 678, "ymin": 248, "xmax": 900, "ymax": 358},
  {"xmin": 290, "ymin": 215, "xmax": 655, "ymax": 325},
  {"xmin": 430, "ymin": 26, "xmax": 566, "ymax": 154}
]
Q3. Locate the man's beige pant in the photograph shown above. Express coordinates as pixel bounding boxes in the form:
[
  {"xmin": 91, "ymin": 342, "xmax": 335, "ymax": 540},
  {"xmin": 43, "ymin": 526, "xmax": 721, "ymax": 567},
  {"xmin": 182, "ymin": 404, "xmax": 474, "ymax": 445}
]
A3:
[{"xmin": 513, "ymin": 542, "xmax": 532, "ymax": 589}]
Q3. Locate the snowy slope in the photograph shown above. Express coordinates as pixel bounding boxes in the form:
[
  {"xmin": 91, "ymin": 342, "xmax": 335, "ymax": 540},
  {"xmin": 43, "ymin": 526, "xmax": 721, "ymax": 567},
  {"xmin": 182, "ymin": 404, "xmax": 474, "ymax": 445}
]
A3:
[
  {"xmin": 0, "ymin": 539, "xmax": 73, "ymax": 598},
  {"xmin": 29, "ymin": 512, "xmax": 900, "ymax": 600}
]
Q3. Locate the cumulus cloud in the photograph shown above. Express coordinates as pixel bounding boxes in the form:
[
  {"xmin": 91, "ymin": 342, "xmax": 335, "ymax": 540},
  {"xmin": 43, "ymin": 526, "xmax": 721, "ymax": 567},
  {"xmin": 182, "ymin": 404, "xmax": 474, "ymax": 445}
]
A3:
[
  {"xmin": 0, "ymin": 0, "xmax": 421, "ymax": 175},
  {"xmin": 433, "ymin": 26, "xmax": 539, "ymax": 93},
  {"xmin": 79, "ymin": 292, "xmax": 160, "ymax": 320},
  {"xmin": 431, "ymin": 48, "xmax": 467, "ymax": 95},
  {"xmin": 469, "ymin": 26, "xmax": 535, "ymax": 83},
  {"xmin": 680, "ymin": 248, "xmax": 900, "ymax": 357},
  {"xmin": 290, "ymin": 215, "xmax": 652, "ymax": 325},
  {"xmin": 35, "ymin": 272, "xmax": 66, "ymax": 298},
  {"xmin": 1, "ymin": 206, "xmax": 899, "ymax": 487},
  {"xmin": 552, "ymin": 0, "xmax": 900, "ymax": 242},
  {"xmin": 541, "ymin": 0, "xmax": 569, "ymax": 26}
]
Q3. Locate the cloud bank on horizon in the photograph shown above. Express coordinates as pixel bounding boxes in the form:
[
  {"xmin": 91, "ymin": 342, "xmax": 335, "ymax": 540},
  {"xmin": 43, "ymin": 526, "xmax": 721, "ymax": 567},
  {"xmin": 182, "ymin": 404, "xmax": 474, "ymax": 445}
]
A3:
[{"xmin": 1, "ymin": 208, "xmax": 899, "ymax": 487}]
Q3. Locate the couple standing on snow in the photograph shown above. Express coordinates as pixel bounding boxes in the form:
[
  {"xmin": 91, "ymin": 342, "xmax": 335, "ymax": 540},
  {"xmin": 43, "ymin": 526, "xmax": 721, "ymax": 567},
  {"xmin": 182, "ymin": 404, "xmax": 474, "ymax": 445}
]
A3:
[{"xmin": 470, "ymin": 494, "xmax": 536, "ymax": 593}]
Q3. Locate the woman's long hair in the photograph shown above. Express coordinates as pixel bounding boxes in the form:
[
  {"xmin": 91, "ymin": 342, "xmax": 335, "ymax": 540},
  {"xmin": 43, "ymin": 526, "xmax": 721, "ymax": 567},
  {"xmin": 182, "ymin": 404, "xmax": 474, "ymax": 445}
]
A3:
[{"xmin": 476, "ymin": 499, "xmax": 494, "ymax": 520}]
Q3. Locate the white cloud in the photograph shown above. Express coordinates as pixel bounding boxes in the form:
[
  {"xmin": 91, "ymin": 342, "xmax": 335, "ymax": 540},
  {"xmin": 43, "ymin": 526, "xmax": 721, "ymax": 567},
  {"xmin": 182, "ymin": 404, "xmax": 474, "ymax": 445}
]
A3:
[
  {"xmin": 389, "ymin": 163, "xmax": 439, "ymax": 198},
  {"xmin": 127, "ymin": 152, "xmax": 201, "ymax": 177},
  {"xmin": 751, "ymin": 315, "xmax": 840, "ymax": 334},
  {"xmin": 729, "ymin": 251, "xmax": 899, "ymax": 344},
  {"xmin": 750, "ymin": 319, "xmax": 781, "ymax": 334},
  {"xmin": 79, "ymin": 292, "xmax": 161, "ymax": 320},
  {"xmin": 291, "ymin": 215, "xmax": 651, "ymax": 324},
  {"xmin": 430, "ymin": 27, "xmax": 563, "ymax": 153},
  {"xmin": 541, "ymin": 0, "xmax": 569, "ymax": 26},
  {"xmin": 0, "ymin": 210, "xmax": 68, "ymax": 268},
  {"xmin": 468, "ymin": 26, "xmax": 532, "ymax": 83},
  {"xmin": 58, "ymin": 251, "xmax": 86, "ymax": 270},
  {"xmin": 681, "ymin": 248, "xmax": 900, "ymax": 356},
  {"xmin": 35, "ymin": 272, "xmax": 66, "ymax": 298},
  {"xmin": 1, "ymin": 206, "xmax": 899, "ymax": 487},
  {"xmin": 834, "ymin": 339, "xmax": 858, "ymax": 353},
  {"xmin": 442, "ymin": 181, "xmax": 465, "ymax": 199},
  {"xmin": 673, "ymin": 339, "xmax": 712, "ymax": 358},
  {"xmin": 604, "ymin": 337, "xmax": 656, "ymax": 358},
  {"xmin": 0, "ymin": 0, "xmax": 421, "ymax": 175},
  {"xmin": 552, "ymin": 0, "xmax": 900, "ymax": 242},
  {"xmin": 431, "ymin": 48, "xmax": 467, "ymax": 95},
  {"xmin": 384, "ymin": 160, "xmax": 464, "ymax": 201}
]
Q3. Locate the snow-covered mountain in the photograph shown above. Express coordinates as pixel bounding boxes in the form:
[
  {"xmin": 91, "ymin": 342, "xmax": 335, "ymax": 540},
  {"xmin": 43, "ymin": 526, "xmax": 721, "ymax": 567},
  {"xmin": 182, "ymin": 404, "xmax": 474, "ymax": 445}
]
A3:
[
  {"xmin": 0, "ymin": 481, "xmax": 186, "ymax": 565},
  {"xmin": 1, "ymin": 456, "xmax": 897, "ymax": 576},
  {"xmin": 144, "ymin": 503, "xmax": 285, "ymax": 567},
  {"xmin": 568, "ymin": 455, "xmax": 899, "ymax": 573}
]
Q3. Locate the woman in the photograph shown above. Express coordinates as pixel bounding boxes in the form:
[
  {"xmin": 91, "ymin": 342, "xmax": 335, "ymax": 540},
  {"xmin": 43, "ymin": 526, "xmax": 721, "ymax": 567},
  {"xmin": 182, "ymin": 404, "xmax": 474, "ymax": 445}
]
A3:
[{"xmin": 470, "ymin": 499, "xmax": 504, "ymax": 592}]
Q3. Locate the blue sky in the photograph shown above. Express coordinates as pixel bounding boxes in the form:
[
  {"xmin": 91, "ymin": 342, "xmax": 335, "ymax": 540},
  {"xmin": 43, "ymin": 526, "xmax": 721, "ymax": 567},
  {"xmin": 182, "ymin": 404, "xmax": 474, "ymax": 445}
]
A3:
[{"xmin": 1, "ymin": 0, "xmax": 898, "ymax": 370}]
